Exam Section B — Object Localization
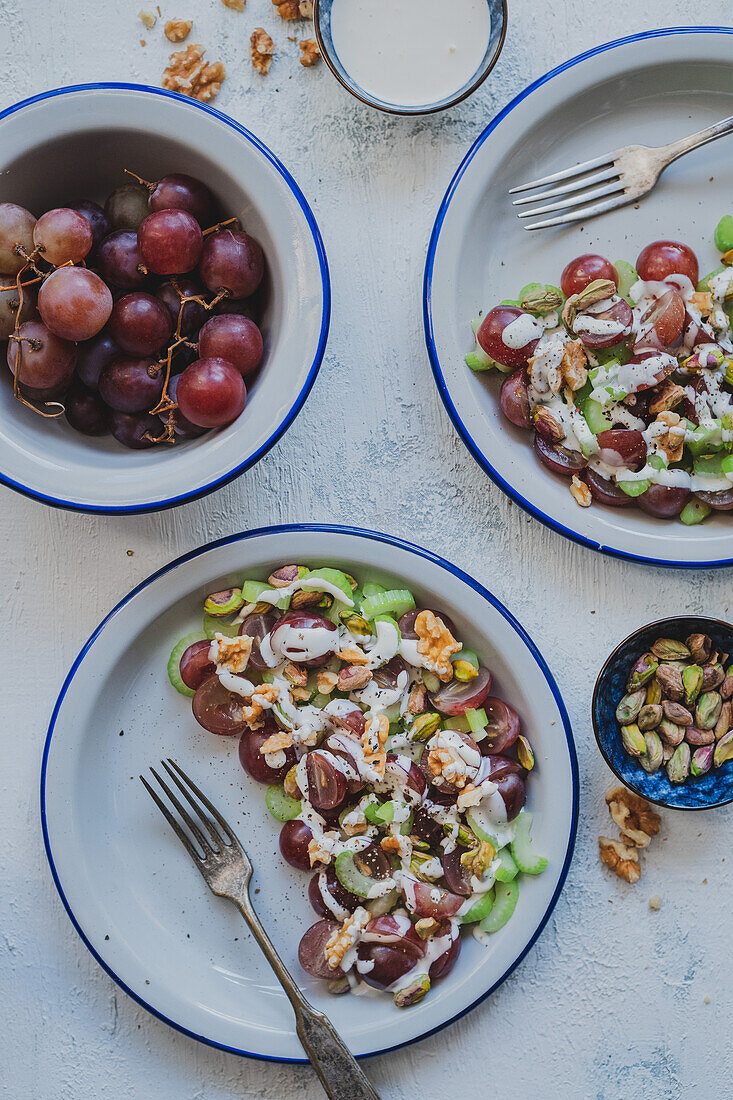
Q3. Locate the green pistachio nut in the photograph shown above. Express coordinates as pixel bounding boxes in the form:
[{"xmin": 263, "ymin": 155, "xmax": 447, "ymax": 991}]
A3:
[
  {"xmin": 646, "ymin": 680, "xmax": 663, "ymax": 706},
  {"xmin": 685, "ymin": 726, "xmax": 714, "ymax": 746},
  {"xmin": 658, "ymin": 720, "xmax": 685, "ymax": 747},
  {"xmin": 639, "ymin": 731, "xmax": 664, "ymax": 774},
  {"xmin": 443, "ymin": 822, "xmax": 476, "ymax": 848},
  {"xmin": 339, "ymin": 612, "xmax": 372, "ymax": 636},
  {"xmin": 667, "ymin": 742, "xmax": 691, "ymax": 783},
  {"xmin": 393, "ymin": 974, "xmax": 431, "ymax": 1008},
  {"xmin": 203, "ymin": 587, "xmax": 245, "ymax": 617},
  {"xmin": 615, "ymin": 689, "xmax": 647, "ymax": 725},
  {"xmin": 696, "ymin": 691, "xmax": 723, "ymax": 731},
  {"xmin": 453, "ymin": 660, "xmax": 479, "ymax": 683},
  {"xmin": 715, "ymin": 701, "xmax": 732, "ymax": 741},
  {"xmin": 691, "ymin": 744, "xmax": 715, "ymax": 776},
  {"xmin": 651, "ymin": 638, "xmax": 691, "ymax": 662},
  {"xmin": 326, "ymin": 977, "xmax": 351, "ymax": 996},
  {"xmin": 702, "ymin": 663, "xmax": 725, "ymax": 691},
  {"xmin": 620, "ymin": 723, "xmax": 646, "ymax": 757},
  {"xmin": 410, "ymin": 712, "xmax": 442, "ymax": 742},
  {"xmin": 721, "ymin": 673, "xmax": 733, "ymax": 701},
  {"xmin": 627, "ymin": 653, "xmax": 659, "ymax": 692},
  {"xmin": 657, "ymin": 664, "xmax": 685, "ymax": 701},
  {"xmin": 638, "ymin": 704, "xmax": 663, "ymax": 731},
  {"xmin": 682, "ymin": 665, "xmax": 704, "ymax": 705},
  {"xmin": 516, "ymin": 735, "xmax": 535, "ymax": 772},
  {"xmin": 519, "ymin": 284, "xmax": 564, "ymax": 314},
  {"xmin": 714, "ymin": 730, "xmax": 733, "ymax": 768}
]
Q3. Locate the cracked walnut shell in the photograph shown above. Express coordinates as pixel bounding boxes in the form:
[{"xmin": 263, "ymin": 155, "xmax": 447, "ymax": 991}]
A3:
[
  {"xmin": 162, "ymin": 44, "xmax": 225, "ymax": 103},
  {"xmin": 251, "ymin": 28, "xmax": 275, "ymax": 75},
  {"xmin": 605, "ymin": 786, "xmax": 661, "ymax": 848},
  {"xmin": 599, "ymin": 835, "xmax": 641, "ymax": 884}
]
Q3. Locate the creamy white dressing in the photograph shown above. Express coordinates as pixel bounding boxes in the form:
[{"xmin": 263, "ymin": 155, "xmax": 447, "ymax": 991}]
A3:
[
  {"xmin": 365, "ymin": 620, "xmax": 400, "ymax": 670},
  {"xmin": 269, "ymin": 624, "xmax": 340, "ymax": 663},
  {"xmin": 502, "ymin": 312, "xmax": 543, "ymax": 350},
  {"xmin": 329, "ymin": 0, "xmax": 492, "ymax": 108},
  {"xmin": 257, "ymin": 574, "xmax": 354, "ymax": 609}
]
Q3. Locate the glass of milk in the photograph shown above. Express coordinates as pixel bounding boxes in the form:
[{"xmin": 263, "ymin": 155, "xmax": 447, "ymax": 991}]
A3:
[{"xmin": 314, "ymin": 0, "xmax": 507, "ymax": 115}]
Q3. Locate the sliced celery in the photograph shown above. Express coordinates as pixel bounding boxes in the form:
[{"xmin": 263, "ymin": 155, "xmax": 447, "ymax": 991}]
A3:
[
  {"xmin": 494, "ymin": 847, "xmax": 519, "ymax": 882},
  {"xmin": 203, "ymin": 613, "xmax": 240, "ymax": 640},
  {"xmin": 697, "ymin": 266, "xmax": 725, "ymax": 292},
  {"xmin": 167, "ymin": 632, "xmax": 207, "ymax": 697},
  {"xmin": 460, "ymin": 888, "xmax": 495, "ymax": 925},
  {"xmin": 466, "ymin": 707, "xmax": 488, "ymax": 739},
  {"xmin": 362, "ymin": 589, "xmax": 415, "ymax": 620},
  {"xmin": 510, "ymin": 811, "xmax": 548, "ymax": 875},
  {"xmin": 240, "ymin": 579, "xmax": 290, "ymax": 611},
  {"xmin": 465, "ymin": 810, "xmax": 497, "ymax": 847},
  {"xmin": 265, "ymin": 786, "xmax": 301, "ymax": 822},
  {"xmin": 479, "ymin": 880, "xmax": 518, "ymax": 934},
  {"xmin": 447, "ymin": 715, "xmax": 471, "ymax": 734},
  {"xmin": 582, "ymin": 396, "xmax": 614, "ymax": 435},
  {"xmin": 362, "ymin": 582, "xmax": 386, "ymax": 600},
  {"xmin": 680, "ymin": 499, "xmax": 712, "ymax": 526},
  {"xmin": 301, "ymin": 567, "xmax": 353, "ymax": 602},
  {"xmin": 614, "ymin": 259, "xmax": 638, "ymax": 304}
]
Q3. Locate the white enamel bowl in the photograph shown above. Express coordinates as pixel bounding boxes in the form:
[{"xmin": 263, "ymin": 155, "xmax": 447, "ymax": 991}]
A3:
[
  {"xmin": 425, "ymin": 27, "xmax": 733, "ymax": 567},
  {"xmin": 41, "ymin": 525, "xmax": 577, "ymax": 1061},
  {"xmin": 0, "ymin": 84, "xmax": 329, "ymax": 513}
]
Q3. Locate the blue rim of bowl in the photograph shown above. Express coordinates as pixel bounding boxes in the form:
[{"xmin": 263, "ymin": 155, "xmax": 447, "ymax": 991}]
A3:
[
  {"xmin": 0, "ymin": 83, "xmax": 331, "ymax": 516},
  {"xmin": 592, "ymin": 614, "xmax": 733, "ymax": 810},
  {"xmin": 313, "ymin": 0, "xmax": 508, "ymax": 117},
  {"xmin": 40, "ymin": 522, "xmax": 578, "ymax": 1063},
  {"xmin": 424, "ymin": 26, "xmax": 733, "ymax": 570}
]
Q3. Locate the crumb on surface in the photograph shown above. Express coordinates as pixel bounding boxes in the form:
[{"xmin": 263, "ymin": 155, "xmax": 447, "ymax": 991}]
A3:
[
  {"xmin": 649, "ymin": 894, "xmax": 661, "ymax": 911},
  {"xmin": 222, "ymin": 0, "xmax": 246, "ymax": 8},
  {"xmin": 139, "ymin": 9, "xmax": 157, "ymax": 29}
]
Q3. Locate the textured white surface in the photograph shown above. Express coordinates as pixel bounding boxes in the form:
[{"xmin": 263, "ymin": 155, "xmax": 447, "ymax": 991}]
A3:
[{"xmin": 1, "ymin": 3, "xmax": 732, "ymax": 1098}]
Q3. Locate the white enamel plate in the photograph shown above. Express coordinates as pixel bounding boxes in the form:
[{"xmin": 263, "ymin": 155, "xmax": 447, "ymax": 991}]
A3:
[
  {"xmin": 425, "ymin": 27, "xmax": 733, "ymax": 567},
  {"xmin": 42, "ymin": 526, "xmax": 577, "ymax": 1061}
]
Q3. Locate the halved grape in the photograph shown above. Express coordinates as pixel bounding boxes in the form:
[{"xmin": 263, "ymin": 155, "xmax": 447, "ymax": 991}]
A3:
[
  {"xmin": 279, "ymin": 818, "xmax": 313, "ymax": 870},
  {"xmin": 637, "ymin": 484, "xmax": 690, "ymax": 518},
  {"xmin": 200, "ymin": 228, "xmax": 264, "ymax": 299},
  {"xmin": 176, "ymin": 357, "xmax": 246, "ymax": 428},
  {"xmin": 298, "ymin": 920, "xmax": 342, "ymax": 979},
  {"xmin": 239, "ymin": 725, "xmax": 295, "ymax": 783},
  {"xmin": 37, "ymin": 267, "xmax": 113, "ymax": 342},
  {"xmin": 191, "ymin": 675, "xmax": 247, "ymax": 735},
  {"xmin": 477, "ymin": 306, "xmax": 541, "ymax": 369},
  {"xmin": 238, "ymin": 611, "xmax": 278, "ymax": 670},
  {"xmin": 596, "ymin": 429, "xmax": 647, "ymax": 471},
  {"xmin": 308, "ymin": 866, "xmax": 362, "ymax": 918},
  {"xmin": 636, "ymin": 240, "xmax": 699, "ymax": 285},
  {"xmin": 269, "ymin": 611, "xmax": 337, "ymax": 668},
  {"xmin": 179, "ymin": 639, "xmax": 215, "ymax": 691},
  {"xmin": 360, "ymin": 914, "xmax": 426, "ymax": 959},
  {"xmin": 495, "ymin": 773, "xmax": 526, "ymax": 820},
  {"xmin": 6, "ymin": 319, "xmax": 76, "ymax": 391},
  {"xmin": 306, "ymin": 750, "xmax": 348, "ymax": 811},
  {"xmin": 586, "ymin": 468, "xmax": 633, "ymax": 507},
  {"xmin": 429, "ymin": 928, "xmax": 461, "ymax": 980},
  {"xmin": 198, "ymin": 314, "xmax": 264, "ymax": 378},
  {"xmin": 441, "ymin": 848, "xmax": 473, "ymax": 896},
  {"xmin": 638, "ymin": 289, "xmax": 685, "ymax": 348},
  {"xmin": 574, "ymin": 298, "xmax": 632, "ymax": 349},
  {"xmin": 357, "ymin": 944, "xmax": 416, "ymax": 990},
  {"xmin": 476, "ymin": 755, "xmax": 524, "ymax": 783},
  {"xmin": 372, "ymin": 654, "xmax": 410, "ymax": 689},
  {"xmin": 98, "ymin": 356, "xmax": 164, "ymax": 413},
  {"xmin": 430, "ymin": 666, "xmax": 492, "ymax": 715},
  {"xmin": 478, "ymin": 698, "xmax": 521, "ymax": 754},
  {"xmin": 407, "ymin": 881, "xmax": 463, "ymax": 920},
  {"xmin": 384, "ymin": 753, "xmax": 427, "ymax": 801},
  {"xmin": 500, "ymin": 367, "xmax": 532, "ymax": 428},
  {"xmin": 534, "ymin": 433, "xmax": 587, "ymax": 476},
  {"xmin": 561, "ymin": 253, "xmax": 618, "ymax": 296},
  {"xmin": 33, "ymin": 208, "xmax": 92, "ymax": 265},
  {"xmin": 138, "ymin": 209, "xmax": 203, "ymax": 275},
  {"xmin": 325, "ymin": 703, "xmax": 366, "ymax": 738},
  {"xmin": 693, "ymin": 488, "xmax": 733, "ymax": 512}
]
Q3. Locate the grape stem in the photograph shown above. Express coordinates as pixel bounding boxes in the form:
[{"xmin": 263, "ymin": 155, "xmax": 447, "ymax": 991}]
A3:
[{"xmin": 123, "ymin": 168, "xmax": 155, "ymax": 193}]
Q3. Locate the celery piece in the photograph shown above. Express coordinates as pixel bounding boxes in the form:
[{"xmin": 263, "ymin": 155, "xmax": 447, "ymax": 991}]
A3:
[
  {"xmin": 362, "ymin": 582, "xmax": 386, "ymax": 600},
  {"xmin": 240, "ymin": 579, "xmax": 290, "ymax": 611},
  {"xmin": 618, "ymin": 454, "xmax": 664, "ymax": 497},
  {"xmin": 447, "ymin": 715, "xmax": 472, "ymax": 734},
  {"xmin": 614, "ymin": 259, "xmax": 638, "ymax": 304},
  {"xmin": 203, "ymin": 614, "xmax": 240, "ymax": 640},
  {"xmin": 460, "ymin": 888, "xmax": 495, "ymax": 925},
  {"xmin": 479, "ymin": 880, "xmax": 518, "ymax": 934},
  {"xmin": 694, "ymin": 453, "xmax": 728, "ymax": 479},
  {"xmin": 466, "ymin": 707, "xmax": 488, "ymax": 739},
  {"xmin": 698, "ymin": 267, "xmax": 725, "ymax": 293},
  {"xmin": 680, "ymin": 499, "xmax": 712, "ymax": 526},
  {"xmin": 582, "ymin": 396, "xmax": 614, "ymax": 435},
  {"xmin": 714, "ymin": 215, "xmax": 733, "ymax": 254},
  {"xmin": 510, "ymin": 811, "xmax": 548, "ymax": 874},
  {"xmin": 362, "ymin": 589, "xmax": 415, "ymax": 620},
  {"xmin": 722, "ymin": 454, "xmax": 733, "ymax": 477},
  {"xmin": 465, "ymin": 810, "xmax": 498, "ymax": 847},
  {"xmin": 301, "ymin": 567, "xmax": 354, "ymax": 602},
  {"xmin": 265, "ymin": 786, "xmax": 301, "ymax": 823},
  {"xmin": 494, "ymin": 847, "xmax": 519, "ymax": 883},
  {"xmin": 168, "ymin": 633, "xmax": 207, "ymax": 696}
]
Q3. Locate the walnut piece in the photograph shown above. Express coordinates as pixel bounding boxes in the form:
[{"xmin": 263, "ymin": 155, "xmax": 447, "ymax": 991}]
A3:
[
  {"xmin": 456, "ymin": 783, "xmax": 483, "ymax": 812},
  {"xmin": 221, "ymin": 0, "xmax": 246, "ymax": 9},
  {"xmin": 653, "ymin": 410, "xmax": 685, "ymax": 465},
  {"xmin": 242, "ymin": 683, "xmax": 279, "ymax": 729},
  {"xmin": 299, "ymin": 1, "xmax": 314, "ymax": 14},
  {"xmin": 362, "ymin": 714, "xmax": 388, "ymax": 777},
  {"xmin": 426, "ymin": 732, "xmax": 478, "ymax": 790},
  {"xmin": 165, "ymin": 18, "xmax": 193, "ymax": 42},
  {"xmin": 308, "ymin": 832, "xmax": 338, "ymax": 867},
  {"xmin": 259, "ymin": 727, "xmax": 294, "ymax": 756},
  {"xmin": 649, "ymin": 379, "xmax": 686, "ymax": 416},
  {"xmin": 299, "ymin": 38, "xmax": 320, "ymax": 66},
  {"xmin": 251, "ymin": 28, "xmax": 275, "ymax": 74},
  {"xmin": 691, "ymin": 290, "xmax": 713, "ymax": 317},
  {"xmin": 336, "ymin": 646, "xmax": 369, "ymax": 666},
  {"xmin": 316, "ymin": 670, "xmax": 338, "ymax": 694},
  {"xmin": 273, "ymin": 0, "xmax": 302, "ymax": 18},
  {"xmin": 606, "ymin": 786, "xmax": 661, "ymax": 848},
  {"xmin": 569, "ymin": 474, "xmax": 591, "ymax": 508},
  {"xmin": 415, "ymin": 609, "xmax": 462, "ymax": 682},
  {"xmin": 599, "ymin": 835, "xmax": 641, "ymax": 884},
  {"xmin": 162, "ymin": 44, "xmax": 226, "ymax": 103},
  {"xmin": 213, "ymin": 633, "xmax": 252, "ymax": 674},
  {"xmin": 560, "ymin": 339, "xmax": 588, "ymax": 391},
  {"xmin": 324, "ymin": 908, "xmax": 370, "ymax": 970},
  {"xmin": 139, "ymin": 10, "xmax": 157, "ymax": 29}
]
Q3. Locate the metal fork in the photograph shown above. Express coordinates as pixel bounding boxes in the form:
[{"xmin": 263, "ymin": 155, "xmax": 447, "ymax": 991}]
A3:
[
  {"xmin": 510, "ymin": 115, "xmax": 733, "ymax": 230},
  {"xmin": 141, "ymin": 759, "xmax": 380, "ymax": 1100}
]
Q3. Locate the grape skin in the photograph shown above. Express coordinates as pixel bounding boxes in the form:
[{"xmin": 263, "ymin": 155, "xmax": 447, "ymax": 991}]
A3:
[{"xmin": 38, "ymin": 267, "xmax": 113, "ymax": 342}]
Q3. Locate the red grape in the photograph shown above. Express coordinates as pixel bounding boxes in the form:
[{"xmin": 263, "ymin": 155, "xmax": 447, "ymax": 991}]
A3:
[
  {"xmin": 637, "ymin": 484, "xmax": 690, "ymax": 518},
  {"xmin": 477, "ymin": 697, "xmax": 520, "ymax": 754},
  {"xmin": 175, "ymin": 357, "xmax": 246, "ymax": 428},
  {"xmin": 159, "ymin": 375, "xmax": 206, "ymax": 439},
  {"xmin": 155, "ymin": 278, "xmax": 207, "ymax": 335},
  {"xmin": 429, "ymin": 930, "xmax": 461, "ymax": 981},
  {"xmin": 0, "ymin": 276, "xmax": 36, "ymax": 340},
  {"xmin": 238, "ymin": 610, "xmax": 279, "ymax": 670},
  {"xmin": 430, "ymin": 666, "xmax": 492, "ymax": 716},
  {"xmin": 239, "ymin": 725, "xmax": 296, "ymax": 783},
  {"xmin": 192, "ymin": 675, "xmax": 246, "ymax": 736},
  {"xmin": 495, "ymin": 773, "xmax": 526, "ymax": 820},
  {"xmin": 534, "ymin": 433, "xmax": 587, "ymax": 476},
  {"xmin": 108, "ymin": 409, "xmax": 160, "ymax": 449},
  {"xmin": 408, "ymin": 881, "xmax": 463, "ymax": 920},
  {"xmin": 694, "ymin": 489, "xmax": 733, "ymax": 512},
  {"xmin": 638, "ymin": 289, "xmax": 685, "ymax": 348},
  {"xmin": 75, "ymin": 331, "xmax": 120, "ymax": 389},
  {"xmin": 97, "ymin": 230, "xmax": 147, "ymax": 289},
  {"xmin": 372, "ymin": 654, "xmax": 410, "ymax": 689},
  {"xmin": 279, "ymin": 819, "xmax": 313, "ymax": 870},
  {"xmin": 67, "ymin": 200, "xmax": 111, "ymax": 252},
  {"xmin": 596, "ymin": 429, "xmax": 647, "ymax": 470},
  {"xmin": 148, "ymin": 173, "xmax": 212, "ymax": 224},
  {"xmin": 499, "ymin": 368, "xmax": 532, "ymax": 428},
  {"xmin": 561, "ymin": 253, "xmax": 618, "ymax": 296},
  {"xmin": 309, "ymin": 867, "xmax": 362, "ymax": 918},
  {"xmin": 110, "ymin": 291, "xmax": 173, "ymax": 356},
  {"xmin": 138, "ymin": 210, "xmax": 203, "ymax": 276},
  {"xmin": 38, "ymin": 267, "xmax": 112, "ymax": 341},
  {"xmin": 200, "ymin": 229, "xmax": 264, "ymax": 299},
  {"xmin": 325, "ymin": 703, "xmax": 366, "ymax": 738},
  {"xmin": 299, "ymin": 921, "xmax": 342, "ymax": 979},
  {"xmin": 33, "ymin": 208, "xmax": 92, "ymax": 265},
  {"xmin": 636, "ymin": 240, "xmax": 698, "ymax": 285},
  {"xmin": 105, "ymin": 184, "xmax": 150, "ymax": 231},
  {"xmin": 573, "ymin": 298, "xmax": 633, "ymax": 349},
  {"xmin": 384, "ymin": 754, "xmax": 427, "ymax": 801},
  {"xmin": 7, "ymin": 319, "xmax": 76, "ymax": 390},
  {"xmin": 64, "ymin": 383, "xmax": 109, "ymax": 436},
  {"xmin": 477, "ymin": 306, "xmax": 541, "ymax": 369},
  {"xmin": 306, "ymin": 751, "xmax": 348, "ymax": 811},
  {"xmin": 476, "ymin": 755, "xmax": 524, "ymax": 783},
  {"xmin": 442, "ymin": 848, "xmax": 473, "ymax": 896},
  {"xmin": 98, "ymin": 356, "xmax": 163, "ymax": 413},
  {"xmin": 0, "ymin": 203, "xmax": 36, "ymax": 274},
  {"xmin": 198, "ymin": 314, "xmax": 264, "ymax": 378},
  {"xmin": 216, "ymin": 296, "xmax": 258, "ymax": 320},
  {"xmin": 268, "ymin": 611, "xmax": 337, "ymax": 668},
  {"xmin": 361, "ymin": 914, "xmax": 426, "ymax": 959},
  {"xmin": 357, "ymin": 945, "xmax": 417, "ymax": 990},
  {"xmin": 586, "ymin": 468, "xmax": 633, "ymax": 507},
  {"xmin": 179, "ymin": 639, "xmax": 215, "ymax": 690}
]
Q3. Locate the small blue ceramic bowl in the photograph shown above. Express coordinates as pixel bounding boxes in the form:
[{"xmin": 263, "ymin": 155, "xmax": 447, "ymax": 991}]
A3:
[
  {"xmin": 593, "ymin": 617, "xmax": 733, "ymax": 811},
  {"xmin": 313, "ymin": 0, "xmax": 507, "ymax": 116}
]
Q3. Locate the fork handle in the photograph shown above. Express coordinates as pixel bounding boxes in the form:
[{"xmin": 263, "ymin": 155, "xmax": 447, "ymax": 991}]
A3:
[
  {"xmin": 233, "ymin": 897, "xmax": 380, "ymax": 1100},
  {"xmin": 659, "ymin": 114, "xmax": 733, "ymax": 166}
]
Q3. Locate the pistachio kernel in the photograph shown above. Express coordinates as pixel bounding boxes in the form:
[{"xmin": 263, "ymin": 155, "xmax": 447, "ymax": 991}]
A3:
[
  {"xmin": 685, "ymin": 725, "xmax": 714, "ymax": 747},
  {"xmin": 520, "ymin": 285, "xmax": 564, "ymax": 314},
  {"xmin": 343, "ymin": 572, "xmax": 359, "ymax": 592},
  {"xmin": 696, "ymin": 691, "xmax": 723, "ymax": 730},
  {"xmin": 627, "ymin": 653, "xmax": 659, "ymax": 692},
  {"xmin": 714, "ymin": 729, "xmax": 733, "ymax": 768},
  {"xmin": 686, "ymin": 633, "xmax": 712, "ymax": 664},
  {"xmin": 340, "ymin": 612, "xmax": 372, "ymax": 636},
  {"xmin": 393, "ymin": 974, "xmax": 431, "ymax": 1009},
  {"xmin": 453, "ymin": 660, "xmax": 479, "ymax": 683},
  {"xmin": 661, "ymin": 700, "xmax": 693, "ymax": 726},
  {"xmin": 646, "ymin": 679, "xmax": 663, "ymax": 706},
  {"xmin": 715, "ymin": 701, "xmax": 732, "ymax": 741},
  {"xmin": 410, "ymin": 712, "xmax": 442, "ymax": 741},
  {"xmin": 616, "ymin": 689, "xmax": 646, "ymax": 724},
  {"xmin": 658, "ymin": 719, "xmax": 685, "ymax": 747},
  {"xmin": 667, "ymin": 742, "xmax": 691, "ymax": 784},
  {"xmin": 651, "ymin": 637, "xmax": 691, "ymax": 662},
  {"xmin": 702, "ymin": 663, "xmax": 725, "ymax": 691},
  {"xmin": 203, "ymin": 587, "xmax": 245, "ymax": 617},
  {"xmin": 691, "ymin": 744, "xmax": 714, "ymax": 776},
  {"xmin": 283, "ymin": 765, "xmax": 300, "ymax": 799},
  {"xmin": 516, "ymin": 735, "xmax": 535, "ymax": 771},
  {"xmin": 443, "ymin": 822, "xmax": 475, "ymax": 848},
  {"xmin": 638, "ymin": 703, "xmax": 663, "ymax": 731},
  {"xmin": 562, "ymin": 278, "xmax": 617, "ymax": 333},
  {"xmin": 720, "ymin": 673, "xmax": 733, "ymax": 701},
  {"xmin": 621, "ymin": 723, "xmax": 646, "ymax": 757},
  {"xmin": 639, "ymin": 731, "xmax": 663, "ymax": 774}
]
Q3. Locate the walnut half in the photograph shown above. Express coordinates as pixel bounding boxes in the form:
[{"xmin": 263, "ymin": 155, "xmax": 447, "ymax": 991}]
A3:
[
  {"xmin": 599, "ymin": 835, "xmax": 641, "ymax": 884},
  {"xmin": 299, "ymin": 38, "xmax": 320, "ymax": 67},
  {"xmin": 606, "ymin": 786, "xmax": 661, "ymax": 848},
  {"xmin": 162, "ymin": 44, "xmax": 226, "ymax": 103},
  {"xmin": 251, "ymin": 28, "xmax": 275, "ymax": 75}
]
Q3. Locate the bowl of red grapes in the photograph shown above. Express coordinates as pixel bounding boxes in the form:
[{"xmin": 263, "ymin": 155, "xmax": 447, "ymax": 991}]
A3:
[{"xmin": 0, "ymin": 86, "xmax": 328, "ymax": 512}]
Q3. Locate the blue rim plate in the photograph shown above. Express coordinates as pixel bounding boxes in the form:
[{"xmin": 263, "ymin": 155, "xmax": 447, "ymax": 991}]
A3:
[
  {"xmin": 0, "ymin": 84, "xmax": 330, "ymax": 515},
  {"xmin": 424, "ymin": 27, "xmax": 733, "ymax": 569},
  {"xmin": 40, "ymin": 524, "xmax": 578, "ymax": 1061}
]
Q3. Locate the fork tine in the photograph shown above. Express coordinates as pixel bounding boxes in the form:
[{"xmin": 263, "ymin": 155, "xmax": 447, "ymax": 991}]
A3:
[
  {"xmin": 522, "ymin": 193, "xmax": 631, "ymax": 231},
  {"xmin": 516, "ymin": 180, "xmax": 626, "ymax": 220},
  {"xmin": 166, "ymin": 758, "xmax": 239, "ymax": 850},
  {"xmin": 140, "ymin": 774, "xmax": 204, "ymax": 863},
  {"xmin": 149, "ymin": 765, "xmax": 214, "ymax": 857},
  {"xmin": 508, "ymin": 152, "xmax": 617, "ymax": 194},
  {"xmin": 511, "ymin": 166, "xmax": 621, "ymax": 206},
  {"xmin": 160, "ymin": 759, "xmax": 223, "ymax": 851}
]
